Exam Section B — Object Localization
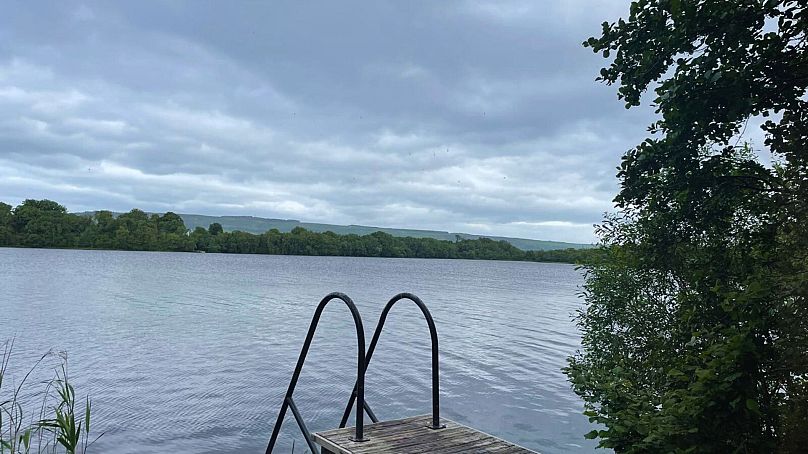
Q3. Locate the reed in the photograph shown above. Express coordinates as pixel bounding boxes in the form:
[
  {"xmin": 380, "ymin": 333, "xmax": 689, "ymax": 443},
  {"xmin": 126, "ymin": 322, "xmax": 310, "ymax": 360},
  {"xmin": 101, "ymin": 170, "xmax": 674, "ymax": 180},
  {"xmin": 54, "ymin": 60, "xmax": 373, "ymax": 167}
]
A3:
[{"xmin": 0, "ymin": 339, "xmax": 101, "ymax": 454}]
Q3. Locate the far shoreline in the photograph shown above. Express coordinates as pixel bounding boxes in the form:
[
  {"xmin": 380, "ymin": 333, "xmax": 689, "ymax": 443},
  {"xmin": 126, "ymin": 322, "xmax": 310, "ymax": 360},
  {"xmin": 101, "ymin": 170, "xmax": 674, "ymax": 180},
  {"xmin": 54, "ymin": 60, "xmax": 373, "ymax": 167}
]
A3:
[
  {"xmin": 1, "ymin": 199, "xmax": 600, "ymax": 265},
  {"xmin": 0, "ymin": 245, "xmax": 587, "ymax": 265}
]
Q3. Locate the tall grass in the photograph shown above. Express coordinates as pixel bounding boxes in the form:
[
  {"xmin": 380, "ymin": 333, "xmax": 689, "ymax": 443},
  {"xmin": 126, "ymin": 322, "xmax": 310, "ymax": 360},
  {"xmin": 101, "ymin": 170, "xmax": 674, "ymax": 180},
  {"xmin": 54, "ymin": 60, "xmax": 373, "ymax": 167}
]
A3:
[{"xmin": 0, "ymin": 339, "xmax": 101, "ymax": 454}]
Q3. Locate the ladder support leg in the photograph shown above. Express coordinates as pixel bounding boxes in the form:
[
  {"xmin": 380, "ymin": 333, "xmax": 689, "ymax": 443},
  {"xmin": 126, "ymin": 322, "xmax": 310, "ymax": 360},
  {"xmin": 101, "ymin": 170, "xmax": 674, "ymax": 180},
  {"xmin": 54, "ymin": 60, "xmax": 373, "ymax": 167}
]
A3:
[{"xmin": 287, "ymin": 396, "xmax": 319, "ymax": 454}]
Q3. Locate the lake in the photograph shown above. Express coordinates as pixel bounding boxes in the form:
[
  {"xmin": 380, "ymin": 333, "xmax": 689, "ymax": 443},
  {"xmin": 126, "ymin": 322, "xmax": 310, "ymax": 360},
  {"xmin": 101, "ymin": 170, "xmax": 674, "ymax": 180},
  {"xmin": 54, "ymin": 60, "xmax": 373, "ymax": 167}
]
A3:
[{"xmin": 0, "ymin": 248, "xmax": 597, "ymax": 453}]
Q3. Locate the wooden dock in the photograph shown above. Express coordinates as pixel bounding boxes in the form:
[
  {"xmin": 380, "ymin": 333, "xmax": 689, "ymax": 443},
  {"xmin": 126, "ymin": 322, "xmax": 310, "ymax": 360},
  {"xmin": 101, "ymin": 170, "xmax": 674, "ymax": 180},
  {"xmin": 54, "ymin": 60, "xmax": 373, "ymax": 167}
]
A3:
[{"xmin": 313, "ymin": 415, "xmax": 537, "ymax": 453}]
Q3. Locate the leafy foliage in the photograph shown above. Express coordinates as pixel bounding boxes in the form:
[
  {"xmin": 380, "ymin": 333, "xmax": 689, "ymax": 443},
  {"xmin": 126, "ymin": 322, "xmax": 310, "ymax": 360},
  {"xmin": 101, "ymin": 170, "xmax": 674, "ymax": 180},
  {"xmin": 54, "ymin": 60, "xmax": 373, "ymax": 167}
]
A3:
[
  {"xmin": 567, "ymin": 1, "xmax": 808, "ymax": 452},
  {"xmin": 177, "ymin": 213, "xmax": 587, "ymax": 251},
  {"xmin": 0, "ymin": 199, "xmax": 598, "ymax": 264}
]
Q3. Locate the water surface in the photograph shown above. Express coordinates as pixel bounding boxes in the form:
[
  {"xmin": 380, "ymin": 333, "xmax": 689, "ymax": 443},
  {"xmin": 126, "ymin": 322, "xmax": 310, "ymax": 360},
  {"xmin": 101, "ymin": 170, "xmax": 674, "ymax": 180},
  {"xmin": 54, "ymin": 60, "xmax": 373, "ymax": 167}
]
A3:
[{"xmin": 0, "ymin": 248, "xmax": 596, "ymax": 453}]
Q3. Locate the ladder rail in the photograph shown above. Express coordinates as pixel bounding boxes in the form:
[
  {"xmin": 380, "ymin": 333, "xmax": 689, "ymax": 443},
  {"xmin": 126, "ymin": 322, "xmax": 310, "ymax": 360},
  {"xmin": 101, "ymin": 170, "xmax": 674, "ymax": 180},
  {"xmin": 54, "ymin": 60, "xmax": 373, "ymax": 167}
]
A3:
[
  {"xmin": 339, "ymin": 292, "xmax": 444, "ymax": 430},
  {"xmin": 265, "ymin": 292, "xmax": 368, "ymax": 453}
]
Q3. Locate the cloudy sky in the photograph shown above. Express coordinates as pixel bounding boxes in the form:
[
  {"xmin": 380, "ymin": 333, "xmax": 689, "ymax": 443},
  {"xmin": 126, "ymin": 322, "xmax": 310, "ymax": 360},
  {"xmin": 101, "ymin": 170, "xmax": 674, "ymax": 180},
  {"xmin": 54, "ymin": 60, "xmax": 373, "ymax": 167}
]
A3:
[{"xmin": 0, "ymin": 1, "xmax": 653, "ymax": 243}]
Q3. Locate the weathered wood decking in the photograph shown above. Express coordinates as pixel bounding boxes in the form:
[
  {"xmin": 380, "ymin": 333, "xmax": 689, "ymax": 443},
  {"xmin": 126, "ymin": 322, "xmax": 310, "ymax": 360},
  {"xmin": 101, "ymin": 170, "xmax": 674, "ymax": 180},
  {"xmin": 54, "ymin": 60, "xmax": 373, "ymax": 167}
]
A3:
[{"xmin": 313, "ymin": 415, "xmax": 538, "ymax": 453}]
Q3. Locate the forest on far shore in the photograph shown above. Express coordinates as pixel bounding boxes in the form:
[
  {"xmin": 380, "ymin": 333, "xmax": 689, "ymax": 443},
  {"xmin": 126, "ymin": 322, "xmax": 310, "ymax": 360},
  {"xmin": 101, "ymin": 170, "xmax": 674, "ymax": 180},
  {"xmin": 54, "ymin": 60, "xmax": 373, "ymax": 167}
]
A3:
[{"xmin": 0, "ymin": 199, "xmax": 598, "ymax": 264}]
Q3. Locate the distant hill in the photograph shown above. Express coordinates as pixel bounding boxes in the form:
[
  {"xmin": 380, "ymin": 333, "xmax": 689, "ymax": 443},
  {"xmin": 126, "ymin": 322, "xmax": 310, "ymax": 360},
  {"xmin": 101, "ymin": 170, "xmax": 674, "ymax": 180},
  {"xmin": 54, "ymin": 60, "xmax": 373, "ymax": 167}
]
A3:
[
  {"xmin": 76, "ymin": 211, "xmax": 591, "ymax": 251},
  {"xmin": 176, "ymin": 214, "xmax": 591, "ymax": 251}
]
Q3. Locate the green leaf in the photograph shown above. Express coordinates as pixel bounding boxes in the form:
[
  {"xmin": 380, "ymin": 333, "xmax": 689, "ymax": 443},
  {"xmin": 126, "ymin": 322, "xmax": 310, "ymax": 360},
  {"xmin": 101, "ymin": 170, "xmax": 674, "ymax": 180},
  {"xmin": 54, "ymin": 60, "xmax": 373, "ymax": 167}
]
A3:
[
  {"xmin": 670, "ymin": 0, "xmax": 681, "ymax": 16},
  {"xmin": 85, "ymin": 398, "xmax": 91, "ymax": 434}
]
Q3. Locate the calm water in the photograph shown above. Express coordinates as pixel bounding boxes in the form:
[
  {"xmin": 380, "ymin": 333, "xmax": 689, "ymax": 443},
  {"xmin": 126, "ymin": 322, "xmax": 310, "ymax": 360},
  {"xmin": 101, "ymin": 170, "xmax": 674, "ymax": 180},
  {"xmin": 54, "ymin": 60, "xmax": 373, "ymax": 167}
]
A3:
[{"xmin": 0, "ymin": 248, "xmax": 597, "ymax": 453}]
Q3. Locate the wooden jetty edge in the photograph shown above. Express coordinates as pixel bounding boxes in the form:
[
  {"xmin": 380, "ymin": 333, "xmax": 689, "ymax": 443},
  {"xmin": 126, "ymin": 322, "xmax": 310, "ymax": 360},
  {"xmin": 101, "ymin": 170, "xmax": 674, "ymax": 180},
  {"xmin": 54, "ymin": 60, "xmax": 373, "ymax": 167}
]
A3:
[
  {"xmin": 266, "ymin": 293, "xmax": 539, "ymax": 453},
  {"xmin": 314, "ymin": 414, "xmax": 538, "ymax": 454}
]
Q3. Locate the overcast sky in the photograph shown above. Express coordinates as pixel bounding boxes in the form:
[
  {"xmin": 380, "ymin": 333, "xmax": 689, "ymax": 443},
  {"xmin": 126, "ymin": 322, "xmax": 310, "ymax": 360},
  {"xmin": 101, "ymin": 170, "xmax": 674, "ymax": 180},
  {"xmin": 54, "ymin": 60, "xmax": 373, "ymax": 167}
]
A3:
[{"xmin": 0, "ymin": 1, "xmax": 653, "ymax": 243}]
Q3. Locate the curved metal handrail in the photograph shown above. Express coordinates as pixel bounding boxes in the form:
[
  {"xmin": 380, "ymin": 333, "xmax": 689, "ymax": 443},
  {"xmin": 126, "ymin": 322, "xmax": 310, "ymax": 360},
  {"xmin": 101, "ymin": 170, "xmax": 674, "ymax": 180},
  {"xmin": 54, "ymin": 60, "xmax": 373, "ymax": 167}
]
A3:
[
  {"xmin": 266, "ymin": 292, "xmax": 368, "ymax": 453},
  {"xmin": 339, "ymin": 292, "xmax": 444, "ymax": 430}
]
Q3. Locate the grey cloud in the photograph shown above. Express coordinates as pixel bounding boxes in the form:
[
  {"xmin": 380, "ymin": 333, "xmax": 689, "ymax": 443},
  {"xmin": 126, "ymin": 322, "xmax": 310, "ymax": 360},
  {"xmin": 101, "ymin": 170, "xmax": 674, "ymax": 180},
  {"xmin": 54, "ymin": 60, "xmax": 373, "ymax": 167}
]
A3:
[{"xmin": 0, "ymin": 0, "xmax": 649, "ymax": 243}]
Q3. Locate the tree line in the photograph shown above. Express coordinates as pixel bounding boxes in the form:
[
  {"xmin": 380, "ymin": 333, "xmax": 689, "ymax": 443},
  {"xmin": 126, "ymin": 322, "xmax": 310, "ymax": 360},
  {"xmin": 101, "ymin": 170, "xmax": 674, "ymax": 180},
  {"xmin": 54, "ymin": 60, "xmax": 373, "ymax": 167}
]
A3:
[
  {"xmin": 566, "ymin": 1, "xmax": 808, "ymax": 452},
  {"xmin": 0, "ymin": 199, "xmax": 596, "ymax": 264}
]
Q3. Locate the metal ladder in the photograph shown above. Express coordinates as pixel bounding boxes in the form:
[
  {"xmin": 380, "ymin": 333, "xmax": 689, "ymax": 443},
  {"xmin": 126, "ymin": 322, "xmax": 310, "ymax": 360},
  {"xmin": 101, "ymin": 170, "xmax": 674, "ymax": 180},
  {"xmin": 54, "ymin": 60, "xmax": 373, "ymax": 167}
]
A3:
[{"xmin": 265, "ymin": 292, "xmax": 442, "ymax": 453}]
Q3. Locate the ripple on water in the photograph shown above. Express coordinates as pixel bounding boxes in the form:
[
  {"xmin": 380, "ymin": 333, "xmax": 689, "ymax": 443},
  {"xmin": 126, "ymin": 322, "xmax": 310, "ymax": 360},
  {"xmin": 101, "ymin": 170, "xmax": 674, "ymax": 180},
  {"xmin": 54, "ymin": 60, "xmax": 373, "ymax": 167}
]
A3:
[{"xmin": 0, "ymin": 249, "xmax": 600, "ymax": 453}]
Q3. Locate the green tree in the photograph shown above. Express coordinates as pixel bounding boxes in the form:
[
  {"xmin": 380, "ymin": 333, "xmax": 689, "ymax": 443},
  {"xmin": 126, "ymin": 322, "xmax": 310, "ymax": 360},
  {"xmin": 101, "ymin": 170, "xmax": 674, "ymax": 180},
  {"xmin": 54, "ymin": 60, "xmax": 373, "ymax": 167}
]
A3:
[
  {"xmin": 0, "ymin": 202, "xmax": 12, "ymax": 246},
  {"xmin": 10, "ymin": 199, "xmax": 86, "ymax": 248},
  {"xmin": 155, "ymin": 212, "xmax": 192, "ymax": 251},
  {"xmin": 90, "ymin": 210, "xmax": 118, "ymax": 249},
  {"xmin": 566, "ymin": 1, "xmax": 808, "ymax": 452},
  {"xmin": 208, "ymin": 222, "xmax": 223, "ymax": 236},
  {"xmin": 116, "ymin": 209, "xmax": 156, "ymax": 250},
  {"xmin": 157, "ymin": 212, "xmax": 187, "ymax": 235},
  {"xmin": 190, "ymin": 226, "xmax": 210, "ymax": 250},
  {"xmin": 0, "ymin": 199, "xmax": 597, "ymax": 264}
]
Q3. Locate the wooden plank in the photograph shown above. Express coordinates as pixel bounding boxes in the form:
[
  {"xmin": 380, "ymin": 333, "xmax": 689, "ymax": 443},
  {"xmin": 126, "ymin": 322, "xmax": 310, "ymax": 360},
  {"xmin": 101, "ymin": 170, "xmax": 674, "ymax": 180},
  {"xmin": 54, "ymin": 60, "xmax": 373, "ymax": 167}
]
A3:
[{"xmin": 312, "ymin": 415, "xmax": 537, "ymax": 453}]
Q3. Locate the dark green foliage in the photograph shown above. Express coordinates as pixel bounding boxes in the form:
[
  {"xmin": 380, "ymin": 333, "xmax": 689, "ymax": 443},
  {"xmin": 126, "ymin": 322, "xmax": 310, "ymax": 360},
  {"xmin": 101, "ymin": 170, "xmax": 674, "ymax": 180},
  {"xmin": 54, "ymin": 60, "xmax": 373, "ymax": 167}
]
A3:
[
  {"xmin": 207, "ymin": 222, "xmax": 223, "ymax": 236},
  {"xmin": 9, "ymin": 200, "xmax": 90, "ymax": 249},
  {"xmin": 0, "ymin": 199, "xmax": 597, "ymax": 264},
  {"xmin": 187, "ymin": 219, "xmax": 593, "ymax": 262},
  {"xmin": 174, "ymin": 213, "xmax": 589, "ymax": 251},
  {"xmin": 0, "ymin": 202, "xmax": 12, "ymax": 247},
  {"xmin": 567, "ymin": 1, "xmax": 808, "ymax": 452},
  {"xmin": 2, "ymin": 201, "xmax": 195, "ymax": 253}
]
